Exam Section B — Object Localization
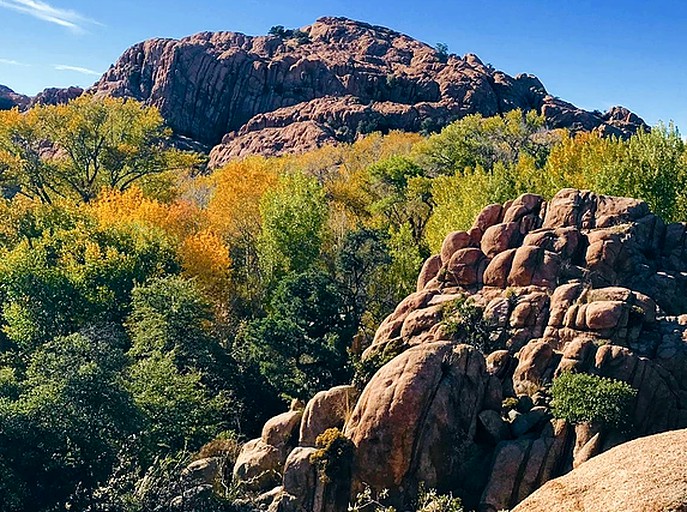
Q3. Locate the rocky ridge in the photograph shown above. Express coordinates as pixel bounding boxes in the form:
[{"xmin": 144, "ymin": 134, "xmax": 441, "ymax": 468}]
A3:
[
  {"xmin": 222, "ymin": 188, "xmax": 687, "ymax": 512},
  {"xmin": 0, "ymin": 84, "xmax": 30, "ymax": 111},
  {"xmin": 0, "ymin": 84, "xmax": 84, "ymax": 111},
  {"xmin": 89, "ymin": 17, "xmax": 646, "ymax": 165}
]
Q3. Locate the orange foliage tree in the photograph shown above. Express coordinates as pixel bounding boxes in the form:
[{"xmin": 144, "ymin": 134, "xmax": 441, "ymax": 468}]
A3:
[{"xmin": 89, "ymin": 187, "xmax": 230, "ymax": 300}]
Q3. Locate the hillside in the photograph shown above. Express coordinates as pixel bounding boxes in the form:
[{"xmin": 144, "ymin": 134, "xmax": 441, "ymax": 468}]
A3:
[
  {"xmin": 86, "ymin": 17, "xmax": 645, "ymax": 164},
  {"xmin": 0, "ymin": 90, "xmax": 684, "ymax": 511}
]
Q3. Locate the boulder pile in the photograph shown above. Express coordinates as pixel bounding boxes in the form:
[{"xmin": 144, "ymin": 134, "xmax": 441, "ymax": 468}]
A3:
[{"xmin": 232, "ymin": 188, "xmax": 687, "ymax": 511}]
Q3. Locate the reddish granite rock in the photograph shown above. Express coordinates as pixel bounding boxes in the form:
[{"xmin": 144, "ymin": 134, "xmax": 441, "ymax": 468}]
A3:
[
  {"xmin": 247, "ymin": 189, "xmax": 687, "ymax": 512},
  {"xmin": 481, "ymin": 222, "xmax": 521, "ymax": 258},
  {"xmin": 440, "ymin": 231, "xmax": 473, "ymax": 264},
  {"xmin": 416, "ymin": 254, "xmax": 442, "ymax": 292},
  {"xmin": 513, "ymin": 430, "xmax": 687, "ymax": 512},
  {"xmin": 84, "ymin": 17, "xmax": 644, "ymax": 162}
]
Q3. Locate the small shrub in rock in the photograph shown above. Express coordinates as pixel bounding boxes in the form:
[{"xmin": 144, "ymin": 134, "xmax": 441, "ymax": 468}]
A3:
[
  {"xmin": 268, "ymin": 25, "xmax": 289, "ymax": 37},
  {"xmin": 501, "ymin": 396, "xmax": 519, "ymax": 413},
  {"xmin": 352, "ymin": 339, "xmax": 407, "ymax": 389},
  {"xmin": 268, "ymin": 25, "xmax": 310, "ymax": 44},
  {"xmin": 415, "ymin": 484, "xmax": 463, "ymax": 512},
  {"xmin": 435, "ymin": 42, "xmax": 449, "ymax": 63},
  {"xmin": 196, "ymin": 431, "xmax": 243, "ymax": 465},
  {"xmin": 441, "ymin": 297, "xmax": 502, "ymax": 354},
  {"xmin": 349, "ymin": 486, "xmax": 395, "ymax": 512},
  {"xmin": 550, "ymin": 372, "xmax": 637, "ymax": 430},
  {"xmin": 348, "ymin": 484, "xmax": 463, "ymax": 512},
  {"xmin": 310, "ymin": 428, "xmax": 354, "ymax": 483}
]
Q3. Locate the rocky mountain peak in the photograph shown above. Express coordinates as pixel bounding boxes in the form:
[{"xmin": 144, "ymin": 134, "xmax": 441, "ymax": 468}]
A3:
[
  {"xmin": 0, "ymin": 84, "xmax": 84, "ymax": 111},
  {"xmin": 0, "ymin": 84, "xmax": 30, "ymax": 110},
  {"xmin": 30, "ymin": 86, "xmax": 84, "ymax": 107},
  {"xmin": 85, "ymin": 17, "xmax": 645, "ymax": 165}
]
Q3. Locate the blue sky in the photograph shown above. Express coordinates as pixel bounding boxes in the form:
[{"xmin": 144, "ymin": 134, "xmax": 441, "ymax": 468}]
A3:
[{"xmin": 0, "ymin": 0, "xmax": 685, "ymax": 131}]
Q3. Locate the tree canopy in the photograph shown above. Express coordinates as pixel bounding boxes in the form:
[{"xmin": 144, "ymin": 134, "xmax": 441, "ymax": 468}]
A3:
[{"xmin": 0, "ymin": 96, "xmax": 200, "ymax": 203}]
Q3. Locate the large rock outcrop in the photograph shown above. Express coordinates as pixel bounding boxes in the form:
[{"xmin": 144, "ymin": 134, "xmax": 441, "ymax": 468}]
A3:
[
  {"xmin": 88, "ymin": 17, "xmax": 645, "ymax": 164},
  {"xmin": 513, "ymin": 429, "xmax": 687, "ymax": 512},
  {"xmin": 345, "ymin": 342, "xmax": 492, "ymax": 502},
  {"xmin": 0, "ymin": 84, "xmax": 30, "ymax": 111},
  {"xmin": 0, "ymin": 84, "xmax": 83, "ymax": 111},
  {"xmin": 234, "ymin": 188, "xmax": 687, "ymax": 512}
]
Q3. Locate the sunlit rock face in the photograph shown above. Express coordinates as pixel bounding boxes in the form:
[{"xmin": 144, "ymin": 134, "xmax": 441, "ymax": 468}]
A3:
[{"xmin": 89, "ymin": 17, "xmax": 646, "ymax": 165}]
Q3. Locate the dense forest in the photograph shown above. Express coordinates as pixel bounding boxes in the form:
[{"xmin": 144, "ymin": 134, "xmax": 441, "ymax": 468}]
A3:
[{"xmin": 0, "ymin": 96, "xmax": 684, "ymax": 511}]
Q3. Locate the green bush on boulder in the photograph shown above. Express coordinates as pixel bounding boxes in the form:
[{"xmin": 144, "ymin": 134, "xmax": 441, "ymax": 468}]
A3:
[{"xmin": 550, "ymin": 372, "xmax": 637, "ymax": 429}]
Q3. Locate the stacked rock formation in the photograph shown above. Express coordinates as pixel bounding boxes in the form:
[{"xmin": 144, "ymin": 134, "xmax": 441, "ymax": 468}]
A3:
[
  {"xmin": 231, "ymin": 188, "xmax": 687, "ymax": 512},
  {"xmin": 89, "ymin": 17, "xmax": 646, "ymax": 164}
]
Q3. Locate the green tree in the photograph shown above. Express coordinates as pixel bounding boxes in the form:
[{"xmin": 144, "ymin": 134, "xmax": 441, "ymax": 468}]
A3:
[
  {"xmin": 0, "ymin": 209, "xmax": 179, "ymax": 350},
  {"xmin": 594, "ymin": 123, "xmax": 686, "ymax": 221},
  {"xmin": 0, "ymin": 328, "xmax": 138, "ymax": 511},
  {"xmin": 128, "ymin": 276, "xmax": 226, "ymax": 382},
  {"xmin": 0, "ymin": 109, "xmax": 57, "ymax": 203},
  {"xmin": 258, "ymin": 172, "xmax": 328, "ymax": 280},
  {"xmin": 365, "ymin": 155, "xmax": 433, "ymax": 244},
  {"xmin": 334, "ymin": 225, "xmax": 423, "ymax": 335},
  {"xmin": 0, "ymin": 96, "xmax": 200, "ymax": 203},
  {"xmin": 125, "ymin": 351, "xmax": 226, "ymax": 459},
  {"xmin": 419, "ymin": 109, "xmax": 551, "ymax": 176},
  {"xmin": 435, "ymin": 42, "xmax": 450, "ymax": 63},
  {"xmin": 127, "ymin": 276, "xmax": 263, "ymax": 439},
  {"xmin": 238, "ymin": 270, "xmax": 354, "ymax": 400}
]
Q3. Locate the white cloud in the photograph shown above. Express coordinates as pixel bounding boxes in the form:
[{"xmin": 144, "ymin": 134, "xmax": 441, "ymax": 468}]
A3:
[
  {"xmin": 54, "ymin": 64, "xmax": 101, "ymax": 76},
  {"xmin": 0, "ymin": 58, "xmax": 29, "ymax": 66},
  {"xmin": 0, "ymin": 0, "xmax": 100, "ymax": 32}
]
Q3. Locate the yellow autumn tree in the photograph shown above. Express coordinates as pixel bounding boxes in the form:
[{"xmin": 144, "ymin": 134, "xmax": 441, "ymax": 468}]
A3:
[
  {"xmin": 0, "ymin": 96, "xmax": 202, "ymax": 204},
  {"xmin": 545, "ymin": 130, "xmax": 624, "ymax": 191},
  {"xmin": 205, "ymin": 156, "xmax": 278, "ymax": 241},
  {"xmin": 89, "ymin": 187, "xmax": 230, "ymax": 299}
]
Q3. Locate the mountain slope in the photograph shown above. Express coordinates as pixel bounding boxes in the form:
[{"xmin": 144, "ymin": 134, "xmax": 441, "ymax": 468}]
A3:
[{"xmin": 90, "ymin": 17, "xmax": 645, "ymax": 166}]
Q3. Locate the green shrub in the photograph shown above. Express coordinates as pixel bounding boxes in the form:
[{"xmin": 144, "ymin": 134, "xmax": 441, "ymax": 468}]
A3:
[
  {"xmin": 310, "ymin": 428, "xmax": 354, "ymax": 483},
  {"xmin": 550, "ymin": 372, "xmax": 637, "ymax": 429},
  {"xmin": 415, "ymin": 484, "xmax": 463, "ymax": 512},
  {"xmin": 349, "ymin": 486, "xmax": 395, "ymax": 512},
  {"xmin": 268, "ymin": 26, "xmax": 311, "ymax": 44},
  {"xmin": 501, "ymin": 397, "xmax": 519, "ymax": 412},
  {"xmin": 348, "ymin": 484, "xmax": 463, "ymax": 512},
  {"xmin": 441, "ymin": 297, "xmax": 502, "ymax": 354},
  {"xmin": 352, "ymin": 338, "xmax": 407, "ymax": 389}
]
